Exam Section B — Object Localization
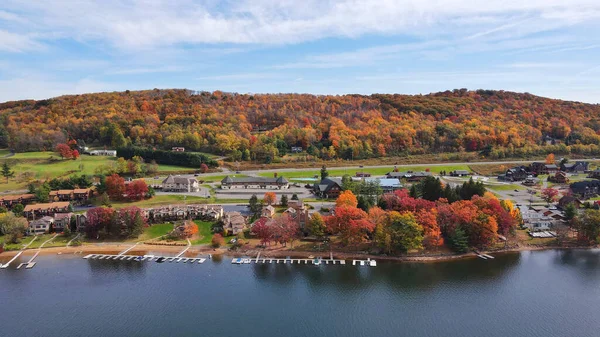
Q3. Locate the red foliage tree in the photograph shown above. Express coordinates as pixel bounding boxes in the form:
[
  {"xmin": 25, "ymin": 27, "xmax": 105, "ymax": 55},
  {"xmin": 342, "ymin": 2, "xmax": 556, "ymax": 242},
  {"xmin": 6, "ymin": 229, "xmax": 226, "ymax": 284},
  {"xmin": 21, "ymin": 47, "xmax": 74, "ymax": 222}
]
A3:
[
  {"xmin": 326, "ymin": 206, "xmax": 371, "ymax": 245},
  {"xmin": 200, "ymin": 163, "xmax": 209, "ymax": 173},
  {"xmin": 85, "ymin": 207, "xmax": 115, "ymax": 238},
  {"xmin": 541, "ymin": 188, "xmax": 559, "ymax": 204},
  {"xmin": 251, "ymin": 219, "xmax": 273, "ymax": 245},
  {"xmin": 271, "ymin": 215, "xmax": 300, "ymax": 247},
  {"xmin": 416, "ymin": 208, "xmax": 444, "ymax": 247},
  {"xmin": 125, "ymin": 179, "xmax": 149, "ymax": 201},
  {"xmin": 55, "ymin": 143, "xmax": 74, "ymax": 159},
  {"xmin": 105, "ymin": 174, "xmax": 126, "ymax": 201},
  {"xmin": 72, "ymin": 149, "xmax": 80, "ymax": 159}
]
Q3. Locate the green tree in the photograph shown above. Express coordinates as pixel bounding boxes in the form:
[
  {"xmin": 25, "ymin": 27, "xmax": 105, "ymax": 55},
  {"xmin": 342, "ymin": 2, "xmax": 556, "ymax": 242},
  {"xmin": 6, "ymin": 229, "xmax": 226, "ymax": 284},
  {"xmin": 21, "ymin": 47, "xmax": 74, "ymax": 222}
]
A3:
[
  {"xmin": 63, "ymin": 222, "xmax": 72, "ymax": 237},
  {"xmin": 341, "ymin": 174, "xmax": 354, "ymax": 191},
  {"xmin": 248, "ymin": 194, "xmax": 261, "ymax": 217},
  {"xmin": 34, "ymin": 182, "xmax": 51, "ymax": 203},
  {"xmin": 0, "ymin": 213, "xmax": 28, "ymax": 243},
  {"xmin": 11, "ymin": 203, "xmax": 24, "ymax": 217},
  {"xmin": 280, "ymin": 194, "xmax": 288, "ymax": 207},
  {"xmin": 575, "ymin": 209, "xmax": 600, "ymax": 244},
  {"xmin": 1, "ymin": 162, "xmax": 14, "ymax": 183},
  {"xmin": 291, "ymin": 194, "xmax": 299, "ymax": 200},
  {"xmin": 131, "ymin": 211, "xmax": 145, "ymax": 238},
  {"xmin": 564, "ymin": 203, "xmax": 577, "ymax": 221},
  {"xmin": 320, "ymin": 165, "xmax": 329, "ymax": 180},
  {"xmin": 307, "ymin": 213, "xmax": 327, "ymax": 239},
  {"xmin": 388, "ymin": 212, "xmax": 423, "ymax": 252},
  {"xmin": 449, "ymin": 227, "xmax": 469, "ymax": 253}
]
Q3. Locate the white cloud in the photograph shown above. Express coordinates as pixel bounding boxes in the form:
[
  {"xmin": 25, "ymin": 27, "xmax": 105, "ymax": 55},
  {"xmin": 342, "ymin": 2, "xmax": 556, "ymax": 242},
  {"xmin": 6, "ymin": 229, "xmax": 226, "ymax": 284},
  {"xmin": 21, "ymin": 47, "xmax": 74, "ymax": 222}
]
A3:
[
  {"xmin": 2, "ymin": 0, "xmax": 600, "ymax": 50},
  {"xmin": 0, "ymin": 29, "xmax": 42, "ymax": 52}
]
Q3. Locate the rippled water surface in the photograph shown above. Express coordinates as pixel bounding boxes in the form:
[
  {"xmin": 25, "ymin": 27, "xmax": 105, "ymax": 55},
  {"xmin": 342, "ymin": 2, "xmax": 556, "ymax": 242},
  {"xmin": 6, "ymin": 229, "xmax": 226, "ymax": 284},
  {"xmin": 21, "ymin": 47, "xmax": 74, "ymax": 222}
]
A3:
[{"xmin": 2, "ymin": 249, "xmax": 600, "ymax": 337}]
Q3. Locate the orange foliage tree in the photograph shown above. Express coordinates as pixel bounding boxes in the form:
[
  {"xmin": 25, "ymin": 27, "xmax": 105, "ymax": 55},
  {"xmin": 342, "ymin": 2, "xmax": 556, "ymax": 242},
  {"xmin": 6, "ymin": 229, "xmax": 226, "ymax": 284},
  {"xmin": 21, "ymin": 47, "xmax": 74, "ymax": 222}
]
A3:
[
  {"xmin": 336, "ymin": 190, "xmax": 358, "ymax": 208},
  {"xmin": 263, "ymin": 192, "xmax": 276, "ymax": 205}
]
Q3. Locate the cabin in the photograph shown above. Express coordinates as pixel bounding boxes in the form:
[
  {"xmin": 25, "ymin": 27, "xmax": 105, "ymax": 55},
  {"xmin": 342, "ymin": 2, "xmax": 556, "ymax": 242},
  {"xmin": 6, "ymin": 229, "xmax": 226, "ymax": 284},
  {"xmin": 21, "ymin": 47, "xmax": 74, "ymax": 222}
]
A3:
[
  {"xmin": 313, "ymin": 178, "xmax": 343, "ymax": 199},
  {"xmin": 450, "ymin": 170, "xmax": 470, "ymax": 177},
  {"xmin": 386, "ymin": 171, "xmax": 432, "ymax": 182},
  {"xmin": 53, "ymin": 213, "xmax": 74, "ymax": 232},
  {"xmin": 48, "ymin": 188, "xmax": 94, "ymax": 205},
  {"xmin": 560, "ymin": 161, "xmax": 589, "ymax": 173},
  {"xmin": 548, "ymin": 171, "xmax": 569, "ymax": 184},
  {"xmin": 522, "ymin": 177, "xmax": 538, "ymax": 186},
  {"xmin": 570, "ymin": 180, "xmax": 600, "ymax": 199},
  {"xmin": 498, "ymin": 166, "xmax": 529, "ymax": 182},
  {"xmin": 221, "ymin": 176, "xmax": 289, "ymax": 189},
  {"xmin": 283, "ymin": 200, "xmax": 310, "ymax": 228},
  {"xmin": 530, "ymin": 162, "xmax": 558, "ymax": 175},
  {"xmin": 558, "ymin": 195, "xmax": 581, "ymax": 210},
  {"xmin": 162, "ymin": 175, "xmax": 199, "ymax": 192}
]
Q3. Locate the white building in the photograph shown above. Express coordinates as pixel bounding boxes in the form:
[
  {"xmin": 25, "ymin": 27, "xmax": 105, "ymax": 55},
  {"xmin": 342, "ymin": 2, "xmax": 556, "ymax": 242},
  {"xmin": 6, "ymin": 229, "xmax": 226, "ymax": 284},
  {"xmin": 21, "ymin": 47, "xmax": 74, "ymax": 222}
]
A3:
[
  {"xmin": 161, "ymin": 175, "xmax": 200, "ymax": 192},
  {"xmin": 89, "ymin": 150, "xmax": 117, "ymax": 157}
]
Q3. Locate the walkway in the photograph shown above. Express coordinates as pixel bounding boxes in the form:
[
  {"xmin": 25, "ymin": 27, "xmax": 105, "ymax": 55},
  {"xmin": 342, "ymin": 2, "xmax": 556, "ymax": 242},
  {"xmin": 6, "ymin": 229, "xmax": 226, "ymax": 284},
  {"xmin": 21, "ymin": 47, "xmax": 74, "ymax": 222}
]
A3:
[
  {"xmin": 175, "ymin": 239, "xmax": 192, "ymax": 258},
  {"xmin": 0, "ymin": 236, "xmax": 38, "ymax": 269}
]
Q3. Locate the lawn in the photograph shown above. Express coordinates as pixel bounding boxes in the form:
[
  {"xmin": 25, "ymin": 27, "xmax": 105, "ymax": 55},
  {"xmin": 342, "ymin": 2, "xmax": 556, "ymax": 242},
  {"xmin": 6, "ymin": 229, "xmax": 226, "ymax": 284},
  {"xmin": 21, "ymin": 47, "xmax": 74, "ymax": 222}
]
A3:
[
  {"xmin": 191, "ymin": 220, "xmax": 214, "ymax": 245},
  {"xmin": 138, "ymin": 223, "xmax": 174, "ymax": 241},
  {"xmin": 107, "ymin": 195, "xmax": 212, "ymax": 208},
  {"xmin": 258, "ymin": 165, "xmax": 470, "ymax": 179},
  {"xmin": 0, "ymin": 235, "xmax": 38, "ymax": 251},
  {"xmin": 484, "ymin": 183, "xmax": 526, "ymax": 191},
  {"xmin": 0, "ymin": 151, "xmax": 196, "ymax": 192}
]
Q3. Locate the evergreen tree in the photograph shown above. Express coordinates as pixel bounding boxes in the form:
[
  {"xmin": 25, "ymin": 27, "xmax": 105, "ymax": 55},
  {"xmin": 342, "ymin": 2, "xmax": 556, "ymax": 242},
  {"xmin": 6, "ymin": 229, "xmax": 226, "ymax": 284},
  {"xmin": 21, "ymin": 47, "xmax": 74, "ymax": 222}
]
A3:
[
  {"xmin": 341, "ymin": 174, "xmax": 354, "ymax": 191},
  {"xmin": 280, "ymin": 194, "xmax": 288, "ymax": 207},
  {"xmin": 320, "ymin": 165, "xmax": 329, "ymax": 180},
  {"xmin": 248, "ymin": 194, "xmax": 261, "ymax": 216},
  {"xmin": 420, "ymin": 176, "xmax": 444, "ymax": 201},
  {"xmin": 449, "ymin": 227, "xmax": 469, "ymax": 253},
  {"xmin": 11, "ymin": 203, "xmax": 24, "ymax": 217},
  {"xmin": 564, "ymin": 203, "xmax": 577, "ymax": 221},
  {"xmin": 131, "ymin": 211, "xmax": 144, "ymax": 238},
  {"xmin": 409, "ymin": 184, "xmax": 419, "ymax": 198},
  {"xmin": 63, "ymin": 222, "xmax": 72, "ymax": 237},
  {"xmin": 291, "ymin": 194, "xmax": 299, "ymax": 200},
  {"xmin": 1, "ymin": 162, "xmax": 14, "ymax": 183},
  {"xmin": 357, "ymin": 195, "xmax": 371, "ymax": 212}
]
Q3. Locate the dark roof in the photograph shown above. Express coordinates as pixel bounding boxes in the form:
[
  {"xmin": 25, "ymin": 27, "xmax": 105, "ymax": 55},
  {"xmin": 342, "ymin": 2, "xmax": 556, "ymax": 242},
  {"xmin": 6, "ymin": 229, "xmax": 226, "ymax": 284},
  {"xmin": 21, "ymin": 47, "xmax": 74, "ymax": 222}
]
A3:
[
  {"xmin": 570, "ymin": 180, "xmax": 600, "ymax": 192},
  {"xmin": 387, "ymin": 171, "xmax": 432, "ymax": 178},
  {"xmin": 221, "ymin": 176, "xmax": 289, "ymax": 184},
  {"xmin": 162, "ymin": 175, "xmax": 196, "ymax": 185},
  {"xmin": 314, "ymin": 178, "xmax": 342, "ymax": 193}
]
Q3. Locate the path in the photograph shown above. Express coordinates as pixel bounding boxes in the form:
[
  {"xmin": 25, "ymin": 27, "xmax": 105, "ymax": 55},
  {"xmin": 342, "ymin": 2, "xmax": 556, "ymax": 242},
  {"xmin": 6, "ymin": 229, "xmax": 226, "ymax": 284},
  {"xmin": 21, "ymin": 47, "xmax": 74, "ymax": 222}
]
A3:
[
  {"xmin": 118, "ymin": 242, "xmax": 140, "ymax": 256},
  {"xmin": 175, "ymin": 239, "xmax": 192, "ymax": 258},
  {"xmin": 66, "ymin": 233, "xmax": 81, "ymax": 247},
  {"xmin": 0, "ymin": 236, "xmax": 38, "ymax": 269}
]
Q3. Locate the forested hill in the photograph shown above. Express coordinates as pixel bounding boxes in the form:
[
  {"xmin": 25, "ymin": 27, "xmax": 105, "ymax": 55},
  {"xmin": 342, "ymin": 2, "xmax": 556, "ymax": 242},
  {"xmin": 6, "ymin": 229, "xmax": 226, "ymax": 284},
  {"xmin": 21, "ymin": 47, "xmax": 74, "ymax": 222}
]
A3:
[{"xmin": 0, "ymin": 89, "xmax": 599, "ymax": 161}]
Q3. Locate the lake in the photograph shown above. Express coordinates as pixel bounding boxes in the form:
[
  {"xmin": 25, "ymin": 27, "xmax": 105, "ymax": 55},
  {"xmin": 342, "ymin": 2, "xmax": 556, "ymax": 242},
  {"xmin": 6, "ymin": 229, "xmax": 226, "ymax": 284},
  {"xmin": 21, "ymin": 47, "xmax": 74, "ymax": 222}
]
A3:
[{"xmin": 2, "ymin": 249, "xmax": 600, "ymax": 337}]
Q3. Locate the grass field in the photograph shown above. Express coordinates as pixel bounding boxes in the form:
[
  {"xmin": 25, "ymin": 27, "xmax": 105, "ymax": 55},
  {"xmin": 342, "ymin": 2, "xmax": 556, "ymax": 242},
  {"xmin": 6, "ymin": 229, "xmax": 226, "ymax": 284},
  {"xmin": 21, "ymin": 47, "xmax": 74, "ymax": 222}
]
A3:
[
  {"xmin": 0, "ymin": 151, "xmax": 196, "ymax": 192},
  {"xmin": 259, "ymin": 164, "xmax": 470, "ymax": 179},
  {"xmin": 484, "ymin": 183, "xmax": 526, "ymax": 191},
  {"xmin": 138, "ymin": 223, "xmax": 174, "ymax": 241},
  {"xmin": 191, "ymin": 220, "xmax": 214, "ymax": 245}
]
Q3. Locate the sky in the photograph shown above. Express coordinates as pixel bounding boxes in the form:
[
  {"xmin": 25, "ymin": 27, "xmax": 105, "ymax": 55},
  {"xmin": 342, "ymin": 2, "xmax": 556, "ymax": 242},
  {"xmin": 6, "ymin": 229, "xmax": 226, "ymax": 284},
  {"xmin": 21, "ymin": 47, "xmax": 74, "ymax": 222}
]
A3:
[{"xmin": 1, "ymin": 0, "xmax": 600, "ymax": 103}]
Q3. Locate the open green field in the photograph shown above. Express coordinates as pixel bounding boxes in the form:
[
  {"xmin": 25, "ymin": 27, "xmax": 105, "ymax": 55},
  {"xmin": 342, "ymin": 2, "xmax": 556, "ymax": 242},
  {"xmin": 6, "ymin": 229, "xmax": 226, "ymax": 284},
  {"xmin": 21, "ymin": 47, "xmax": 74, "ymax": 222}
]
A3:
[
  {"xmin": 191, "ymin": 220, "xmax": 214, "ymax": 245},
  {"xmin": 0, "ymin": 151, "xmax": 195, "ymax": 192},
  {"xmin": 106, "ymin": 195, "xmax": 211, "ymax": 208},
  {"xmin": 259, "ymin": 164, "xmax": 470, "ymax": 179},
  {"xmin": 484, "ymin": 183, "xmax": 527, "ymax": 191}
]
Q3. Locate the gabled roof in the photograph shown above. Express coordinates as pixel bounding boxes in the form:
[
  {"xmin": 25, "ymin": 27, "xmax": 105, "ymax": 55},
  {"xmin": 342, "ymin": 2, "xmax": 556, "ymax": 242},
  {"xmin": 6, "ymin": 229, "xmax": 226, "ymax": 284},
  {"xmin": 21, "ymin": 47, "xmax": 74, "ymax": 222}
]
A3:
[
  {"xmin": 162, "ymin": 175, "xmax": 196, "ymax": 185},
  {"xmin": 221, "ymin": 176, "xmax": 289, "ymax": 184}
]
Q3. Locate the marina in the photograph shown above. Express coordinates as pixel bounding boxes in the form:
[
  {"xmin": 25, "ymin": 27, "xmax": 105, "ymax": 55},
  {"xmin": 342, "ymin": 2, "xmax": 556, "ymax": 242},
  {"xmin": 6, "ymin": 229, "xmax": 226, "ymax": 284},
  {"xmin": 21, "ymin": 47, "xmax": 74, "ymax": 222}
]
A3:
[{"xmin": 83, "ymin": 254, "xmax": 207, "ymax": 264}]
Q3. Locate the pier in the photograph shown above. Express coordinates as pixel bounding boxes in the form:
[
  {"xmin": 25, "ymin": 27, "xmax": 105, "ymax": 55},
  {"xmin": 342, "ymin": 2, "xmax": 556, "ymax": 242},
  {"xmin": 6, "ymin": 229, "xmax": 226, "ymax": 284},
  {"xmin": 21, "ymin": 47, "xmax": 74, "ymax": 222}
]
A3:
[
  {"xmin": 83, "ymin": 254, "xmax": 207, "ymax": 264},
  {"xmin": 231, "ymin": 254, "xmax": 373, "ymax": 266},
  {"xmin": 0, "ymin": 235, "xmax": 39, "ymax": 269}
]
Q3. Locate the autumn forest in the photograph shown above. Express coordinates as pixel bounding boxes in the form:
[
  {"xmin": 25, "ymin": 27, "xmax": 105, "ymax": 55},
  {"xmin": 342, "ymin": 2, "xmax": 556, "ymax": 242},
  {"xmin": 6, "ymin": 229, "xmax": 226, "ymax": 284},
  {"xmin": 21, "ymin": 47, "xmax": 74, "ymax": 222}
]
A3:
[{"xmin": 1, "ymin": 89, "xmax": 599, "ymax": 162}]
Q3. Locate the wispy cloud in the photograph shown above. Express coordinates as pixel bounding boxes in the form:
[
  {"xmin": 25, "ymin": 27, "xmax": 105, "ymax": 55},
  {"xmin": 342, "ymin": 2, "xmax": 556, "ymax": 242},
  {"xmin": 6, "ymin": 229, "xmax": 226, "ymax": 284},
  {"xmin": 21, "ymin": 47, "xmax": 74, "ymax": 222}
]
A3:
[{"xmin": 0, "ymin": 29, "xmax": 42, "ymax": 52}]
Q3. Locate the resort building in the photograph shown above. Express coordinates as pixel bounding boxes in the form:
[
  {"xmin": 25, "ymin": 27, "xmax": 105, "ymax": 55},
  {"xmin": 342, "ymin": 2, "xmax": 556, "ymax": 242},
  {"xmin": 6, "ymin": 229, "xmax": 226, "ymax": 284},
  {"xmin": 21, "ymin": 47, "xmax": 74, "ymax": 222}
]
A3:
[
  {"xmin": 449, "ymin": 170, "xmax": 470, "ymax": 177},
  {"xmin": 147, "ymin": 204, "xmax": 223, "ymax": 223},
  {"xmin": 23, "ymin": 202, "xmax": 71, "ymax": 220},
  {"xmin": 88, "ymin": 149, "xmax": 117, "ymax": 157},
  {"xmin": 0, "ymin": 194, "xmax": 36, "ymax": 209},
  {"xmin": 221, "ymin": 176, "xmax": 289, "ymax": 189},
  {"xmin": 161, "ymin": 175, "xmax": 200, "ymax": 192},
  {"xmin": 313, "ymin": 178, "xmax": 343, "ymax": 199},
  {"xmin": 364, "ymin": 178, "xmax": 402, "ymax": 192},
  {"xmin": 49, "ymin": 188, "xmax": 94, "ymax": 205},
  {"xmin": 560, "ymin": 161, "xmax": 589, "ymax": 173}
]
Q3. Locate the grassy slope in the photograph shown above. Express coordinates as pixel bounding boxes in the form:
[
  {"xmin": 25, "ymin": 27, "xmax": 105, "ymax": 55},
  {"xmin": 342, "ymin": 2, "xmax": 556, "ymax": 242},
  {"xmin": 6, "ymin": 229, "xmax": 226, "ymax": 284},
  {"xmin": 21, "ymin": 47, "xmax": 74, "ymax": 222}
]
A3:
[
  {"xmin": 0, "ymin": 151, "xmax": 196, "ymax": 192},
  {"xmin": 258, "ymin": 164, "xmax": 470, "ymax": 179}
]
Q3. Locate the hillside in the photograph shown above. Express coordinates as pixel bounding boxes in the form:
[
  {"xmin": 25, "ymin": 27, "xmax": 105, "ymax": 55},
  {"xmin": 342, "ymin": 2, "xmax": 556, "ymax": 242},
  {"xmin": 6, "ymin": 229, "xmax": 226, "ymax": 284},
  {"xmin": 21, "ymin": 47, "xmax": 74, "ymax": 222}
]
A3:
[{"xmin": 0, "ymin": 89, "xmax": 599, "ymax": 162}]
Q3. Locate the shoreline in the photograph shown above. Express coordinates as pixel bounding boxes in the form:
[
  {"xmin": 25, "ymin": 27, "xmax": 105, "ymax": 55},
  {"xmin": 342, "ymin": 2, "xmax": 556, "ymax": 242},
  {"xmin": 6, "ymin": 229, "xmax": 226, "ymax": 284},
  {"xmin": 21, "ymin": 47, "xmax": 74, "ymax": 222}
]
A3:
[{"xmin": 2, "ymin": 242, "xmax": 597, "ymax": 263}]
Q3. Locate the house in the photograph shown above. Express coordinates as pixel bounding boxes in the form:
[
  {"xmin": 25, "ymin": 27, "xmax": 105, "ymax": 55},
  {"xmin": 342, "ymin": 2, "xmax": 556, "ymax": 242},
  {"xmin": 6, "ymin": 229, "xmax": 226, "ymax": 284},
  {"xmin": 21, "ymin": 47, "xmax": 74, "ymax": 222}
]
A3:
[
  {"xmin": 53, "ymin": 213, "xmax": 74, "ymax": 232},
  {"xmin": 364, "ymin": 178, "xmax": 402, "ymax": 192},
  {"xmin": 386, "ymin": 171, "xmax": 432, "ymax": 182},
  {"xmin": 261, "ymin": 205, "xmax": 275, "ymax": 218},
  {"xmin": 498, "ymin": 166, "xmax": 529, "ymax": 181},
  {"xmin": 570, "ymin": 180, "xmax": 600, "ymax": 199},
  {"xmin": 222, "ymin": 211, "xmax": 246, "ymax": 235},
  {"xmin": 28, "ymin": 216, "xmax": 54, "ymax": 235},
  {"xmin": 172, "ymin": 147, "xmax": 185, "ymax": 152},
  {"xmin": 88, "ymin": 149, "xmax": 117, "ymax": 157},
  {"xmin": 450, "ymin": 170, "xmax": 470, "ymax": 177},
  {"xmin": 291, "ymin": 146, "xmax": 303, "ymax": 153},
  {"xmin": 162, "ymin": 175, "xmax": 199, "ymax": 192},
  {"xmin": 355, "ymin": 172, "xmax": 371, "ymax": 177},
  {"xmin": 221, "ymin": 176, "xmax": 289, "ymax": 189},
  {"xmin": 560, "ymin": 161, "xmax": 589, "ymax": 173},
  {"xmin": 589, "ymin": 169, "xmax": 600, "ymax": 179},
  {"xmin": 518, "ymin": 205, "xmax": 559, "ymax": 232},
  {"xmin": 23, "ymin": 202, "xmax": 71, "ymax": 220},
  {"xmin": 530, "ymin": 162, "xmax": 558, "ymax": 175},
  {"xmin": 313, "ymin": 178, "xmax": 343, "ymax": 199},
  {"xmin": 558, "ymin": 195, "xmax": 581, "ymax": 210},
  {"xmin": 283, "ymin": 200, "xmax": 310, "ymax": 228},
  {"xmin": 0, "ymin": 194, "xmax": 36, "ymax": 209},
  {"xmin": 548, "ymin": 171, "xmax": 569, "ymax": 184}
]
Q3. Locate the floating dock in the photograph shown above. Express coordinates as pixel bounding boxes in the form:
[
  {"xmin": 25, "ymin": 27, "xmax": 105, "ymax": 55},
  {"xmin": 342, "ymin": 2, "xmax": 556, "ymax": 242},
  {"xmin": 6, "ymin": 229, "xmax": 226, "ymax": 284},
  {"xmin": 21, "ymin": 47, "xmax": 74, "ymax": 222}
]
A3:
[
  {"xmin": 231, "ymin": 255, "xmax": 375, "ymax": 267},
  {"xmin": 83, "ymin": 254, "xmax": 207, "ymax": 264}
]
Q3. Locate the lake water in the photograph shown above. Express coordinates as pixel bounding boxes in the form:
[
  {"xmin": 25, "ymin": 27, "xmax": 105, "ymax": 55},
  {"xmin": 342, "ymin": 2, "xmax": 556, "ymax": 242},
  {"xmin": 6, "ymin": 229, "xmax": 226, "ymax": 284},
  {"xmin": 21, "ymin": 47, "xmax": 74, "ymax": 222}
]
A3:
[{"xmin": 2, "ymin": 249, "xmax": 600, "ymax": 337}]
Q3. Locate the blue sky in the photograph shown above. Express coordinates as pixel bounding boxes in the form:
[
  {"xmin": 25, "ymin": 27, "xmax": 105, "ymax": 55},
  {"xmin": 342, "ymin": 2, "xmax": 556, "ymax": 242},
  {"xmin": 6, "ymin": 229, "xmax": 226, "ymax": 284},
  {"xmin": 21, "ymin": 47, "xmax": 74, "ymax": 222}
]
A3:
[{"xmin": 1, "ymin": 0, "xmax": 600, "ymax": 103}]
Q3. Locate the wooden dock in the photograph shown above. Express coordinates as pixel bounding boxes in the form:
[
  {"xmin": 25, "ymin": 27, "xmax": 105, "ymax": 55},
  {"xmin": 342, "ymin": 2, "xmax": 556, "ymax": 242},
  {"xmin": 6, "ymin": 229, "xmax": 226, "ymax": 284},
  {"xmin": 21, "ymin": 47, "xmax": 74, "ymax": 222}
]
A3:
[
  {"xmin": 231, "ymin": 255, "xmax": 367, "ymax": 266},
  {"xmin": 83, "ymin": 254, "xmax": 207, "ymax": 264}
]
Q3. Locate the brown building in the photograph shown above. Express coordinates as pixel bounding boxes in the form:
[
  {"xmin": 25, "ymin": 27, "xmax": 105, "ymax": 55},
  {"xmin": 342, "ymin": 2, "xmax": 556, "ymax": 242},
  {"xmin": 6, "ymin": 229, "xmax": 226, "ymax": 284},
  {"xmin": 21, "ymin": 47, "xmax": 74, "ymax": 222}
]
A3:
[
  {"xmin": 548, "ymin": 171, "xmax": 569, "ymax": 184},
  {"xmin": 23, "ymin": 202, "xmax": 71, "ymax": 219},
  {"xmin": 0, "ymin": 194, "xmax": 36, "ymax": 209},
  {"xmin": 49, "ymin": 188, "xmax": 94, "ymax": 205}
]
